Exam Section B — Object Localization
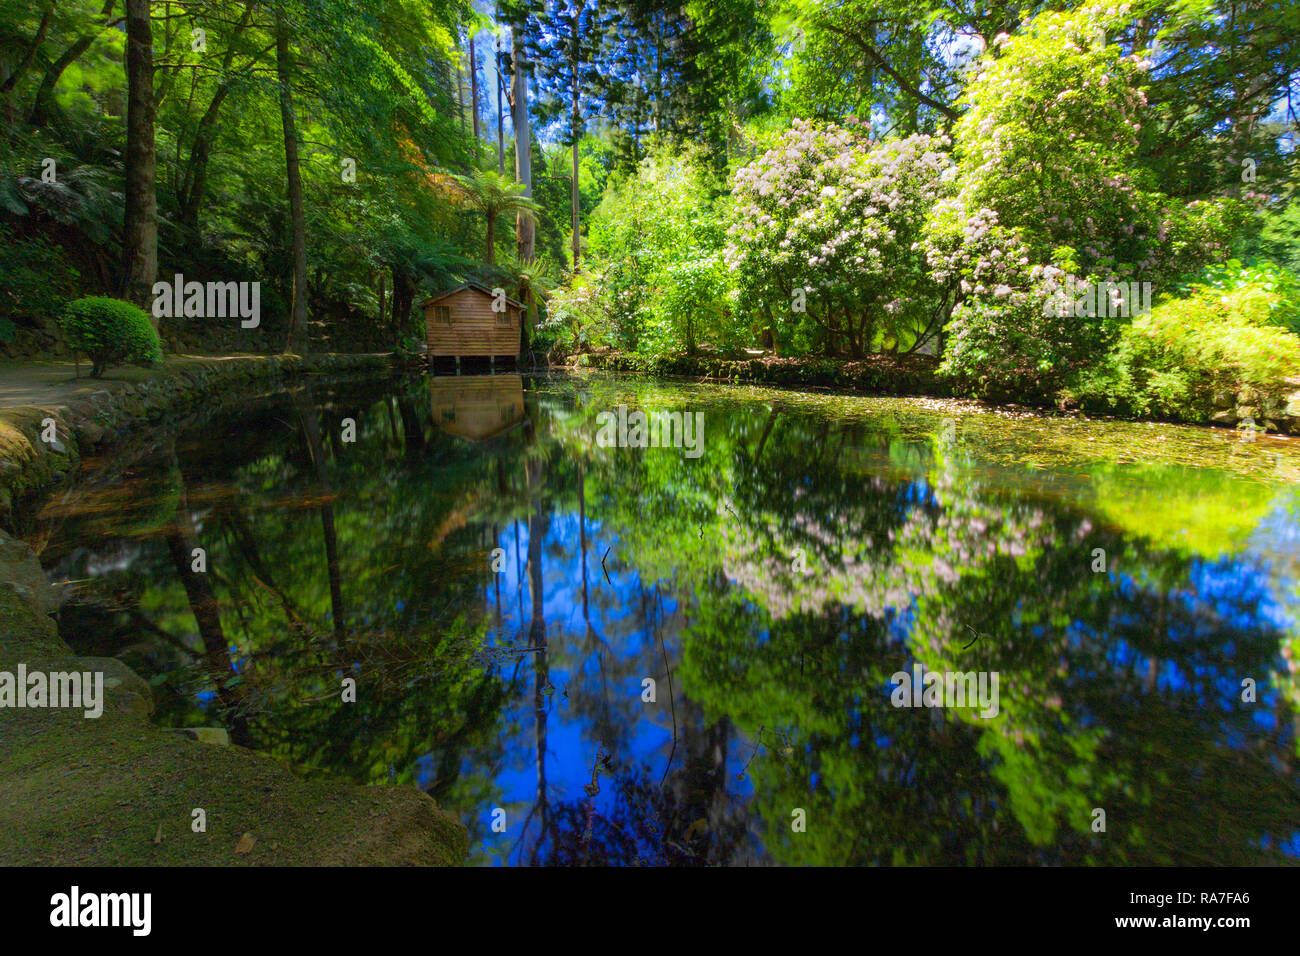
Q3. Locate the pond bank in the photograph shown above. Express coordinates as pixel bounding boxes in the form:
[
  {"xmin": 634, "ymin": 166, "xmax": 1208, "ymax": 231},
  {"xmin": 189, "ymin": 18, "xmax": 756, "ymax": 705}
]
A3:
[
  {"xmin": 570, "ymin": 351, "xmax": 1300, "ymax": 434},
  {"xmin": 0, "ymin": 528, "xmax": 468, "ymax": 865},
  {"xmin": 573, "ymin": 351, "xmax": 946, "ymax": 396},
  {"xmin": 0, "ymin": 352, "xmax": 409, "ymax": 528}
]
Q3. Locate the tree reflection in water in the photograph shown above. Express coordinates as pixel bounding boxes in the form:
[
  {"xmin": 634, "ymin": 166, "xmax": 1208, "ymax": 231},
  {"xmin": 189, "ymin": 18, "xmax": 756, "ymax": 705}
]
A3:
[{"xmin": 32, "ymin": 371, "xmax": 1300, "ymax": 865}]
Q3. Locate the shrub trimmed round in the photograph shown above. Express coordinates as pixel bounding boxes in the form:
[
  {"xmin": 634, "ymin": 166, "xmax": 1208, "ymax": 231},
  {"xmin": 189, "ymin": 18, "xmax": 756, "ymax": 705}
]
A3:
[{"xmin": 61, "ymin": 296, "xmax": 163, "ymax": 377}]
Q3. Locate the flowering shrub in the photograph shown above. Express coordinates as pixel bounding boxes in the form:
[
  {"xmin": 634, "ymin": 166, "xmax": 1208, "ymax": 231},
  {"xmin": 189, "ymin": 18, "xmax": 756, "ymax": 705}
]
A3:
[
  {"xmin": 541, "ymin": 275, "xmax": 609, "ymax": 353},
  {"xmin": 726, "ymin": 120, "xmax": 956, "ymax": 357},
  {"xmin": 928, "ymin": 3, "xmax": 1239, "ymax": 398}
]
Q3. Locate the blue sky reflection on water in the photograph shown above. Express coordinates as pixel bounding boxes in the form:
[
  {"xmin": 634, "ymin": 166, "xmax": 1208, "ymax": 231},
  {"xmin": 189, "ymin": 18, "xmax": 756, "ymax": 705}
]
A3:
[{"xmin": 43, "ymin": 373, "xmax": 1300, "ymax": 866}]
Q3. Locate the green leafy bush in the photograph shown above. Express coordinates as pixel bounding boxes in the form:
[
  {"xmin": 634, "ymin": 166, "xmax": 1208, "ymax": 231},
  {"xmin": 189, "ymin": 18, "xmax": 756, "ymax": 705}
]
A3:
[
  {"xmin": 1189, "ymin": 259, "xmax": 1300, "ymax": 334},
  {"xmin": 1238, "ymin": 197, "xmax": 1300, "ymax": 274},
  {"xmin": 1070, "ymin": 280, "xmax": 1300, "ymax": 421},
  {"xmin": 543, "ymin": 276, "xmax": 609, "ymax": 353},
  {"xmin": 61, "ymin": 296, "xmax": 163, "ymax": 377},
  {"xmin": 581, "ymin": 144, "xmax": 739, "ymax": 355}
]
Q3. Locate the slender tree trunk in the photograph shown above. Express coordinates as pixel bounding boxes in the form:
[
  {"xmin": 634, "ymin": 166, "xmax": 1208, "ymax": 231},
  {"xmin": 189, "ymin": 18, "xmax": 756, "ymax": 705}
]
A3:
[
  {"xmin": 456, "ymin": 34, "xmax": 468, "ymax": 135},
  {"xmin": 178, "ymin": 4, "xmax": 252, "ymax": 232},
  {"xmin": 0, "ymin": 2, "xmax": 55, "ymax": 96},
  {"xmin": 121, "ymin": 0, "xmax": 157, "ymax": 313},
  {"xmin": 469, "ymin": 33, "xmax": 480, "ymax": 160},
  {"xmin": 510, "ymin": 21, "xmax": 534, "ymax": 262},
  {"xmin": 276, "ymin": 9, "xmax": 309, "ymax": 353},
  {"xmin": 570, "ymin": 13, "xmax": 580, "ymax": 274},
  {"xmin": 526, "ymin": 453, "xmax": 549, "ymax": 861},
  {"xmin": 179, "ymin": 85, "xmax": 228, "ymax": 233},
  {"xmin": 654, "ymin": 13, "xmax": 662, "ymax": 133},
  {"xmin": 496, "ymin": 33, "xmax": 505, "ymax": 175}
]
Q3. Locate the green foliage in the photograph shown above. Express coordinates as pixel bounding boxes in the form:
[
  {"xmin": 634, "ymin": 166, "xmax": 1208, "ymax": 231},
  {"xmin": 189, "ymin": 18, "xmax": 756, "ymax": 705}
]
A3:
[
  {"xmin": 0, "ymin": 225, "xmax": 82, "ymax": 323},
  {"xmin": 1192, "ymin": 259, "xmax": 1300, "ymax": 334},
  {"xmin": 1239, "ymin": 199, "xmax": 1300, "ymax": 275},
  {"xmin": 61, "ymin": 296, "xmax": 163, "ymax": 376},
  {"xmin": 928, "ymin": 4, "xmax": 1240, "ymax": 400},
  {"xmin": 1071, "ymin": 279, "xmax": 1300, "ymax": 420},
  {"xmin": 542, "ymin": 274, "xmax": 609, "ymax": 353},
  {"xmin": 577, "ymin": 144, "xmax": 739, "ymax": 354}
]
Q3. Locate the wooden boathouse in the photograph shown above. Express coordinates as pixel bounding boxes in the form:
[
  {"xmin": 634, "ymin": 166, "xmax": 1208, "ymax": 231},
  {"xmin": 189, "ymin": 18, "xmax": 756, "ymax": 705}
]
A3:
[{"xmin": 423, "ymin": 282, "xmax": 523, "ymax": 369}]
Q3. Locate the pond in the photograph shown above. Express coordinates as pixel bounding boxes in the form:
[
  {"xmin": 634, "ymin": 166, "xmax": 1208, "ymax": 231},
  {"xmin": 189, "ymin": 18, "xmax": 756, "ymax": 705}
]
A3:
[{"xmin": 24, "ymin": 369, "xmax": 1300, "ymax": 865}]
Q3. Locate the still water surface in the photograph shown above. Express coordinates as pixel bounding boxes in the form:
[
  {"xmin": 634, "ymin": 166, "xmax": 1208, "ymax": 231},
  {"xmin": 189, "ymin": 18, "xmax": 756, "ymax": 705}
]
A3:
[{"xmin": 29, "ymin": 370, "xmax": 1300, "ymax": 865}]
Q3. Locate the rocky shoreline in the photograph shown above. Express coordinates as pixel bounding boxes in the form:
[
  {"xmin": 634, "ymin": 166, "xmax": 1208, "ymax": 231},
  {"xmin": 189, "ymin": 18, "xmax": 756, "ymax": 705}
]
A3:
[
  {"xmin": 0, "ymin": 528, "xmax": 467, "ymax": 866},
  {"xmin": 0, "ymin": 352, "xmax": 468, "ymax": 866},
  {"xmin": 573, "ymin": 351, "xmax": 946, "ymax": 397}
]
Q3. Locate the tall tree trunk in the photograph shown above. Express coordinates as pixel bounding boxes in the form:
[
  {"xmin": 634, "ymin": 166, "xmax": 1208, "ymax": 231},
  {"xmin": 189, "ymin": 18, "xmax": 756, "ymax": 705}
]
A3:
[
  {"xmin": 496, "ymin": 32, "xmax": 505, "ymax": 175},
  {"xmin": 276, "ymin": 9, "xmax": 309, "ymax": 353},
  {"xmin": 570, "ymin": 12, "xmax": 580, "ymax": 274},
  {"xmin": 469, "ymin": 32, "xmax": 481, "ymax": 160},
  {"xmin": 653, "ymin": 12, "xmax": 662, "ymax": 133},
  {"xmin": 510, "ymin": 20, "xmax": 534, "ymax": 262},
  {"xmin": 526, "ymin": 453, "xmax": 549, "ymax": 862},
  {"xmin": 390, "ymin": 261, "xmax": 414, "ymax": 343},
  {"xmin": 456, "ymin": 34, "xmax": 467, "ymax": 135},
  {"xmin": 121, "ymin": 0, "xmax": 157, "ymax": 313}
]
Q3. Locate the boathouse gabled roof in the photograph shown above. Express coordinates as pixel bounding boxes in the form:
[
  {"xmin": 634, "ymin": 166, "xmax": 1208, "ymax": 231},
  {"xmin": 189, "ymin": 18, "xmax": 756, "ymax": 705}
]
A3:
[{"xmin": 421, "ymin": 281, "xmax": 525, "ymax": 311}]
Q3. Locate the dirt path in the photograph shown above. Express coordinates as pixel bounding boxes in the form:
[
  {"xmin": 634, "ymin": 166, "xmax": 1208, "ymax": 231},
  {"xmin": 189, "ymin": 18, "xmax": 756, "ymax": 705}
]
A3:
[{"xmin": 0, "ymin": 355, "xmax": 278, "ymax": 413}]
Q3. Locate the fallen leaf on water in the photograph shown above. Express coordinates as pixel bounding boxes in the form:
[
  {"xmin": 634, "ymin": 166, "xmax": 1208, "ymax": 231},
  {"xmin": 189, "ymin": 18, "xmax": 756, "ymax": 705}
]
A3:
[{"xmin": 235, "ymin": 832, "xmax": 256, "ymax": 854}]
